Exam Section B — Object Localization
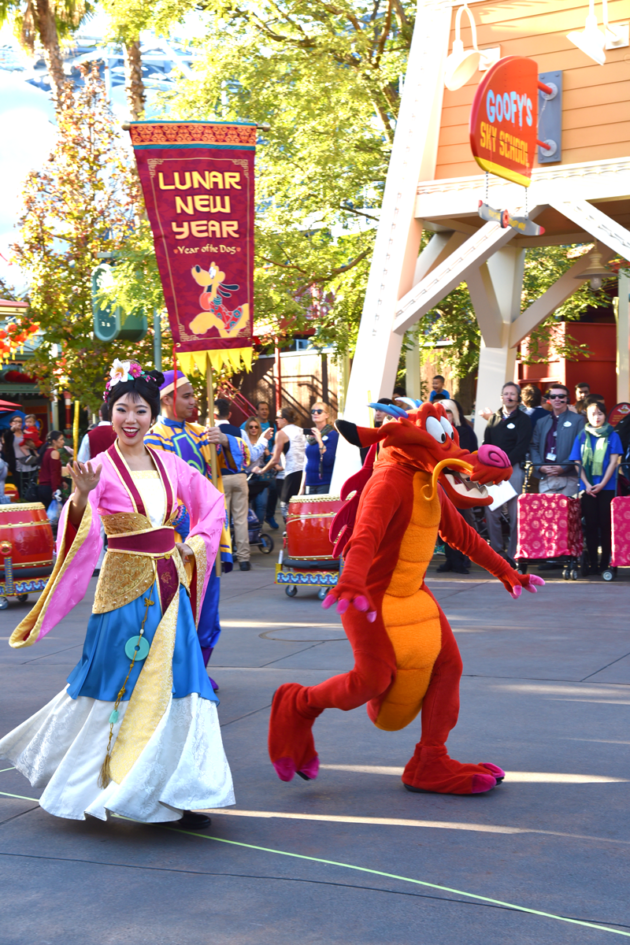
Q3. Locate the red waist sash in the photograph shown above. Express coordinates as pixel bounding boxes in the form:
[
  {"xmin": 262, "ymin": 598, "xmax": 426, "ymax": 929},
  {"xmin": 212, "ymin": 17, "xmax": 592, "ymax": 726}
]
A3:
[{"xmin": 107, "ymin": 526, "xmax": 175, "ymax": 556}]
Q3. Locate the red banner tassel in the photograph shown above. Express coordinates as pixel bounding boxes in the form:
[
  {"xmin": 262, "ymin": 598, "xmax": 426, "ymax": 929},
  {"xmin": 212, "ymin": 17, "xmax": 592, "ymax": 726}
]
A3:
[{"xmin": 172, "ymin": 344, "xmax": 178, "ymax": 417}]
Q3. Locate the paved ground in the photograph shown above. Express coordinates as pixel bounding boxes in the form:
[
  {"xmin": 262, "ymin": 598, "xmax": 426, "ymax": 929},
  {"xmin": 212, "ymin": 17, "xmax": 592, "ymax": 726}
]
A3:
[{"xmin": 1, "ymin": 547, "xmax": 629, "ymax": 945}]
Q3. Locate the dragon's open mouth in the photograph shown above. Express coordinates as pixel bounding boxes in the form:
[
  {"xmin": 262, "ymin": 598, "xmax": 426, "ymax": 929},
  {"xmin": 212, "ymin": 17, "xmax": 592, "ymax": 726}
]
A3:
[{"xmin": 442, "ymin": 468, "xmax": 488, "ymax": 499}]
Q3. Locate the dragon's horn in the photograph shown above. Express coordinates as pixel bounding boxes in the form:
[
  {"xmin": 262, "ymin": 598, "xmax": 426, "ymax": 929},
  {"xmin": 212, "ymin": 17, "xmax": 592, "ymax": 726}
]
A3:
[
  {"xmin": 367, "ymin": 402, "xmax": 408, "ymax": 419},
  {"xmin": 394, "ymin": 397, "xmax": 422, "ymax": 409}
]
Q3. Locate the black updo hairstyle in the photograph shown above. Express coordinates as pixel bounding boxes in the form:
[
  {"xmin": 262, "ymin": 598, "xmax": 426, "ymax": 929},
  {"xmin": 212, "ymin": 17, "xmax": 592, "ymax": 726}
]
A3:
[{"xmin": 107, "ymin": 369, "xmax": 165, "ymax": 421}]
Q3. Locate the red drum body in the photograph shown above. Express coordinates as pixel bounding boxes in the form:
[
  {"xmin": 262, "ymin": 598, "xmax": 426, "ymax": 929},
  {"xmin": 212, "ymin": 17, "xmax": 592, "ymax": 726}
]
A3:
[
  {"xmin": 0, "ymin": 502, "xmax": 54, "ymax": 599},
  {"xmin": 277, "ymin": 495, "xmax": 343, "ymax": 597},
  {"xmin": 285, "ymin": 495, "xmax": 342, "ymax": 562}
]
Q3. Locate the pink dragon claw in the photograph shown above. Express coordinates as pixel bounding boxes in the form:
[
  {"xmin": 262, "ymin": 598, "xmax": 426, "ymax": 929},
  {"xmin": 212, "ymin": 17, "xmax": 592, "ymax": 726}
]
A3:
[
  {"xmin": 273, "ymin": 757, "xmax": 297, "ymax": 782},
  {"xmin": 509, "ymin": 585, "xmax": 522, "ymax": 600},
  {"xmin": 367, "ymin": 610, "xmax": 377, "ymax": 623},
  {"xmin": 337, "ymin": 599, "xmax": 350, "ymax": 615},
  {"xmin": 354, "ymin": 595, "xmax": 369, "ymax": 612},
  {"xmin": 321, "ymin": 593, "xmax": 336, "ymax": 610},
  {"xmin": 525, "ymin": 575, "xmax": 545, "ymax": 593}
]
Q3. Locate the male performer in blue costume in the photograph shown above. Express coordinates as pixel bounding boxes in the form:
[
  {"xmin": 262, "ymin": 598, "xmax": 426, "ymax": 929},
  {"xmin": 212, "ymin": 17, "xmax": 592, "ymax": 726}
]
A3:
[{"xmin": 146, "ymin": 370, "xmax": 247, "ymax": 689}]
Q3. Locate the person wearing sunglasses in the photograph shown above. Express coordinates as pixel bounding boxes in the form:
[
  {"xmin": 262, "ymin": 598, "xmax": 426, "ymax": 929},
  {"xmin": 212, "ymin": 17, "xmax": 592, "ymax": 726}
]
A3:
[
  {"xmin": 530, "ymin": 384, "xmax": 585, "ymax": 498},
  {"xmin": 300, "ymin": 402, "xmax": 339, "ymax": 495}
]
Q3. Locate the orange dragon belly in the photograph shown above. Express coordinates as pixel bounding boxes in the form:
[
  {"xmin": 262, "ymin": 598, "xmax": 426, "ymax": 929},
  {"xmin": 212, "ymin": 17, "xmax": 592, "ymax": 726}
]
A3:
[{"xmin": 374, "ymin": 470, "xmax": 442, "ymax": 732}]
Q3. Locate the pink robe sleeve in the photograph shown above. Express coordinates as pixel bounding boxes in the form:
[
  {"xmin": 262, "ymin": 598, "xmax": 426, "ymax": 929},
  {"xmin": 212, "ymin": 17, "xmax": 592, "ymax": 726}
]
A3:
[
  {"xmin": 9, "ymin": 483, "xmax": 104, "ymax": 648},
  {"xmin": 170, "ymin": 455, "xmax": 225, "ymax": 624}
]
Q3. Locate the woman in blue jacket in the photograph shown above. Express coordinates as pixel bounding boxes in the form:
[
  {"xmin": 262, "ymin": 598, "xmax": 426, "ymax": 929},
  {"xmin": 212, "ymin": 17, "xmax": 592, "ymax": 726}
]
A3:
[
  {"xmin": 569, "ymin": 398, "xmax": 623, "ymax": 575},
  {"xmin": 301, "ymin": 402, "xmax": 339, "ymax": 495}
]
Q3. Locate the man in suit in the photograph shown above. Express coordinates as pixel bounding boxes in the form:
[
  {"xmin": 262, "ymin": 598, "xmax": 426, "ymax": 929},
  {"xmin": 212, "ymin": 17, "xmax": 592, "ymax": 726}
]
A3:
[
  {"xmin": 530, "ymin": 383, "xmax": 585, "ymax": 497},
  {"xmin": 482, "ymin": 382, "xmax": 532, "ymax": 563}
]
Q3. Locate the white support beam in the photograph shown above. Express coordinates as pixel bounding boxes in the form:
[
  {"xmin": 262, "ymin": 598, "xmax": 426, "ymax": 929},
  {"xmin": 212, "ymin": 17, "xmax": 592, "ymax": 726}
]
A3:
[
  {"xmin": 549, "ymin": 199, "xmax": 630, "ymax": 262},
  {"xmin": 392, "ymin": 221, "xmax": 520, "ymax": 335},
  {"xmin": 414, "ymin": 231, "xmax": 468, "ymax": 284},
  {"xmin": 474, "ymin": 343, "xmax": 519, "ymax": 441},
  {"xmin": 466, "ymin": 263, "xmax": 504, "ymax": 348},
  {"xmin": 617, "ymin": 271, "xmax": 630, "ymax": 404},
  {"xmin": 509, "ymin": 247, "xmax": 616, "ymax": 348},
  {"xmin": 405, "ymin": 336, "xmax": 421, "ymax": 400}
]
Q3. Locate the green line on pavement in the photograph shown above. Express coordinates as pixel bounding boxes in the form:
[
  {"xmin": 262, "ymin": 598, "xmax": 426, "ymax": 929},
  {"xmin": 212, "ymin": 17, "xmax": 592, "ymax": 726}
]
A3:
[{"xmin": 0, "ymin": 790, "xmax": 626, "ymax": 937}]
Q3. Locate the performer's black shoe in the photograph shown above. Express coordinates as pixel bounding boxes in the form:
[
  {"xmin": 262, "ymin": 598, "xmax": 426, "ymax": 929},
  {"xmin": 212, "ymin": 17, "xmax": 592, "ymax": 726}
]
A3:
[
  {"xmin": 436, "ymin": 562, "xmax": 452, "ymax": 573},
  {"xmin": 239, "ymin": 561, "xmax": 251, "ymax": 571},
  {"xmin": 176, "ymin": 811, "xmax": 212, "ymax": 830}
]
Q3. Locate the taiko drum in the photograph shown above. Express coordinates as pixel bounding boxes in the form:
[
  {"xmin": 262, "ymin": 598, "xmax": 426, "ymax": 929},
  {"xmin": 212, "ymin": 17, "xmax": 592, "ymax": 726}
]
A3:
[
  {"xmin": 0, "ymin": 503, "xmax": 54, "ymax": 584},
  {"xmin": 285, "ymin": 495, "xmax": 343, "ymax": 562}
]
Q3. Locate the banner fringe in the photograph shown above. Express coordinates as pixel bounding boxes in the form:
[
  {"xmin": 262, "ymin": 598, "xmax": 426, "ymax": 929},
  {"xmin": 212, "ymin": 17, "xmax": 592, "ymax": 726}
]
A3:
[{"xmin": 175, "ymin": 347, "xmax": 253, "ymax": 378}]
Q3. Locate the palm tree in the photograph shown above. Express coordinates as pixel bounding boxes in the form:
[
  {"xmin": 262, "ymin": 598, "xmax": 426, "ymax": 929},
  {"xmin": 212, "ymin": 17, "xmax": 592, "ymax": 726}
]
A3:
[
  {"xmin": 123, "ymin": 38, "xmax": 145, "ymax": 120},
  {"xmin": 0, "ymin": 0, "xmax": 92, "ymax": 108}
]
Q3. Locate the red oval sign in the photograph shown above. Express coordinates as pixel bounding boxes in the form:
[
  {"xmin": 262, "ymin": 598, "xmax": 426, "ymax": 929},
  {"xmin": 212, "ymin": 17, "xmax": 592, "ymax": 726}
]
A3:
[{"xmin": 470, "ymin": 56, "xmax": 538, "ymax": 187}]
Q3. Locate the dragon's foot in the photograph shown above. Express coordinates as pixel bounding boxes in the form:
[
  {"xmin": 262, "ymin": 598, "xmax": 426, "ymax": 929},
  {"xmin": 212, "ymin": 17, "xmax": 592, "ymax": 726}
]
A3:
[
  {"xmin": 268, "ymin": 683, "xmax": 322, "ymax": 782},
  {"xmin": 402, "ymin": 745, "xmax": 502, "ymax": 795}
]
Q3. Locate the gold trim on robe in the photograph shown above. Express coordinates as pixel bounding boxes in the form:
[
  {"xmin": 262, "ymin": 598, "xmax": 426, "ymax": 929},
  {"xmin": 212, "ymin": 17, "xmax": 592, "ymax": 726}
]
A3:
[{"xmin": 109, "ymin": 550, "xmax": 189, "ymax": 783}]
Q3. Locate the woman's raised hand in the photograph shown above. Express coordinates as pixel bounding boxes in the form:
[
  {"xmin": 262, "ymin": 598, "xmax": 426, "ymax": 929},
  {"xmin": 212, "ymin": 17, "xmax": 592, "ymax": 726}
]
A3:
[{"xmin": 68, "ymin": 460, "xmax": 102, "ymax": 497}]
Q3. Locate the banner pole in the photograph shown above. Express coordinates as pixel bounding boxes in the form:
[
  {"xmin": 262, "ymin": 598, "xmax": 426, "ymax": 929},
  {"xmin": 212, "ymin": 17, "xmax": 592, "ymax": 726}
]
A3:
[{"xmin": 206, "ymin": 362, "xmax": 222, "ymax": 578}]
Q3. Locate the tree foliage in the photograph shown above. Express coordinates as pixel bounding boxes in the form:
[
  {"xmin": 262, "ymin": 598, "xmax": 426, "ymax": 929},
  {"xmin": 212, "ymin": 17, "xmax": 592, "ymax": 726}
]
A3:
[
  {"xmin": 11, "ymin": 65, "xmax": 159, "ymax": 411},
  {"xmin": 102, "ymin": 0, "xmax": 414, "ymax": 354}
]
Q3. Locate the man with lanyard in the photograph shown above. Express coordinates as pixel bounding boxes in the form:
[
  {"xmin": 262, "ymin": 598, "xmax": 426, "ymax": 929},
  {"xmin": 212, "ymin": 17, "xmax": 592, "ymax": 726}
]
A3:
[
  {"xmin": 531, "ymin": 383, "xmax": 585, "ymax": 497},
  {"xmin": 145, "ymin": 370, "xmax": 245, "ymax": 688},
  {"xmin": 482, "ymin": 382, "xmax": 532, "ymax": 564}
]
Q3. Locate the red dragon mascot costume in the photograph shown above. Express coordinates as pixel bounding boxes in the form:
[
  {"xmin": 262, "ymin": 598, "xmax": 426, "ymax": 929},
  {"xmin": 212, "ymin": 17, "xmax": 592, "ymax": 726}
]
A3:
[{"xmin": 268, "ymin": 400, "xmax": 544, "ymax": 795}]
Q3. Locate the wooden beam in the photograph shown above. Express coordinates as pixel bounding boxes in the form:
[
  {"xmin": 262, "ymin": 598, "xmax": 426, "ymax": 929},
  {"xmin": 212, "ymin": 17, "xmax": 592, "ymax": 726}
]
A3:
[
  {"xmin": 392, "ymin": 219, "xmax": 531, "ymax": 335},
  {"xmin": 466, "ymin": 262, "xmax": 504, "ymax": 348},
  {"xmin": 549, "ymin": 199, "xmax": 630, "ymax": 262},
  {"xmin": 508, "ymin": 246, "xmax": 616, "ymax": 347},
  {"xmin": 414, "ymin": 231, "xmax": 468, "ymax": 284}
]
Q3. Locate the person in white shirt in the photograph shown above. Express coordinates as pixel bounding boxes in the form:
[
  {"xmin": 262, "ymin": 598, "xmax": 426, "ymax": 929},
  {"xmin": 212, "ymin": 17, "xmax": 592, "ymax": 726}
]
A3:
[{"xmin": 254, "ymin": 407, "xmax": 306, "ymax": 518}]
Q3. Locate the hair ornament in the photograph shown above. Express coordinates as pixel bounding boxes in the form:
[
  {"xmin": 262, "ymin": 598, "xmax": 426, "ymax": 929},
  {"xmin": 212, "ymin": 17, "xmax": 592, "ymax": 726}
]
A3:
[{"xmin": 103, "ymin": 359, "xmax": 150, "ymax": 401}]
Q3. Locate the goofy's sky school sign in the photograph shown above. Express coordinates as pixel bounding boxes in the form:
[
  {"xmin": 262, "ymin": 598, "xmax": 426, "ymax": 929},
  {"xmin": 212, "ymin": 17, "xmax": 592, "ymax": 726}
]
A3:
[{"xmin": 470, "ymin": 56, "xmax": 539, "ymax": 187}]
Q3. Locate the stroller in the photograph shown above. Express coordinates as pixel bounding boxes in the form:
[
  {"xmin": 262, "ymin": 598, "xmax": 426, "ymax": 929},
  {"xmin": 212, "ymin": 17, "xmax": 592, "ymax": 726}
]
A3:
[{"xmin": 232, "ymin": 508, "xmax": 274, "ymax": 555}]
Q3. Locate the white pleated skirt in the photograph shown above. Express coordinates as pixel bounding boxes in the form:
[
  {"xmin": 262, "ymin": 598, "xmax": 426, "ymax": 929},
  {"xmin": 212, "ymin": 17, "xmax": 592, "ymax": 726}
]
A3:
[{"xmin": 0, "ymin": 688, "xmax": 235, "ymax": 823}]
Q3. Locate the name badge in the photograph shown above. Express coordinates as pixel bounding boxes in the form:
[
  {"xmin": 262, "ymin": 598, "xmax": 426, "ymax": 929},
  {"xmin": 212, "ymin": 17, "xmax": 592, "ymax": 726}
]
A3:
[
  {"xmin": 563, "ymin": 421, "xmax": 572, "ymax": 427},
  {"xmin": 507, "ymin": 422, "xmax": 515, "ymax": 429},
  {"xmin": 323, "ymin": 435, "xmax": 328, "ymax": 441}
]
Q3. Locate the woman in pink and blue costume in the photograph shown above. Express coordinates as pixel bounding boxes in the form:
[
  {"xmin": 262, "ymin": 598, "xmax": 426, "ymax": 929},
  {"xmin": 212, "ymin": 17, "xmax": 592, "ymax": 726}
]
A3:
[{"xmin": 0, "ymin": 360, "xmax": 234, "ymax": 829}]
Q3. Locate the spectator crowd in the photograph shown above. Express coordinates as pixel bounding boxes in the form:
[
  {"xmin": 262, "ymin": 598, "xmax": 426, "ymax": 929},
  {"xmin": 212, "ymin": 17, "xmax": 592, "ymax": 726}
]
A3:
[{"xmin": 1, "ymin": 373, "xmax": 628, "ymax": 579}]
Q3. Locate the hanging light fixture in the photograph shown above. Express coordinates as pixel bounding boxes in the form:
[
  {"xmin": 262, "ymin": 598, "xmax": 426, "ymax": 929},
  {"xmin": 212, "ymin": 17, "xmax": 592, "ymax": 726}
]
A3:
[
  {"xmin": 568, "ymin": 0, "xmax": 627, "ymax": 65},
  {"xmin": 575, "ymin": 248, "xmax": 612, "ymax": 290},
  {"xmin": 444, "ymin": 3, "xmax": 481, "ymax": 91}
]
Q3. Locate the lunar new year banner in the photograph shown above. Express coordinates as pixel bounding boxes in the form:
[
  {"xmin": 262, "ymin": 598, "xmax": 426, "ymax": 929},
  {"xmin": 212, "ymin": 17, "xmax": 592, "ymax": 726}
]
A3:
[{"xmin": 129, "ymin": 121, "xmax": 255, "ymax": 373}]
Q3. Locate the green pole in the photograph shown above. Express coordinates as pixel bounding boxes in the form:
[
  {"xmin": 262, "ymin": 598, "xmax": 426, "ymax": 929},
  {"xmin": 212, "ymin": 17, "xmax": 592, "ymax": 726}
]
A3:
[{"xmin": 153, "ymin": 309, "xmax": 162, "ymax": 371}]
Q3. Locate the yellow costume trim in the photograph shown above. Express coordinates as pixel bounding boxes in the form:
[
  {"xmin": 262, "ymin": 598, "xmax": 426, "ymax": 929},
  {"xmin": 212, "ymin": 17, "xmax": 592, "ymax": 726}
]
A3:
[
  {"xmin": 186, "ymin": 534, "xmax": 208, "ymax": 625},
  {"xmin": 9, "ymin": 502, "xmax": 94, "ymax": 648},
  {"xmin": 109, "ymin": 573, "xmax": 180, "ymax": 784},
  {"xmin": 376, "ymin": 472, "xmax": 442, "ymax": 732},
  {"xmin": 94, "ymin": 514, "xmax": 176, "ymax": 614}
]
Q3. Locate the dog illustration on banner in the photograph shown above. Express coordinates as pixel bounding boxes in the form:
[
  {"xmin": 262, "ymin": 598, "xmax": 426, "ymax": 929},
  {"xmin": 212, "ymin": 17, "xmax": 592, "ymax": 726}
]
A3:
[{"xmin": 189, "ymin": 263, "xmax": 250, "ymax": 338}]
